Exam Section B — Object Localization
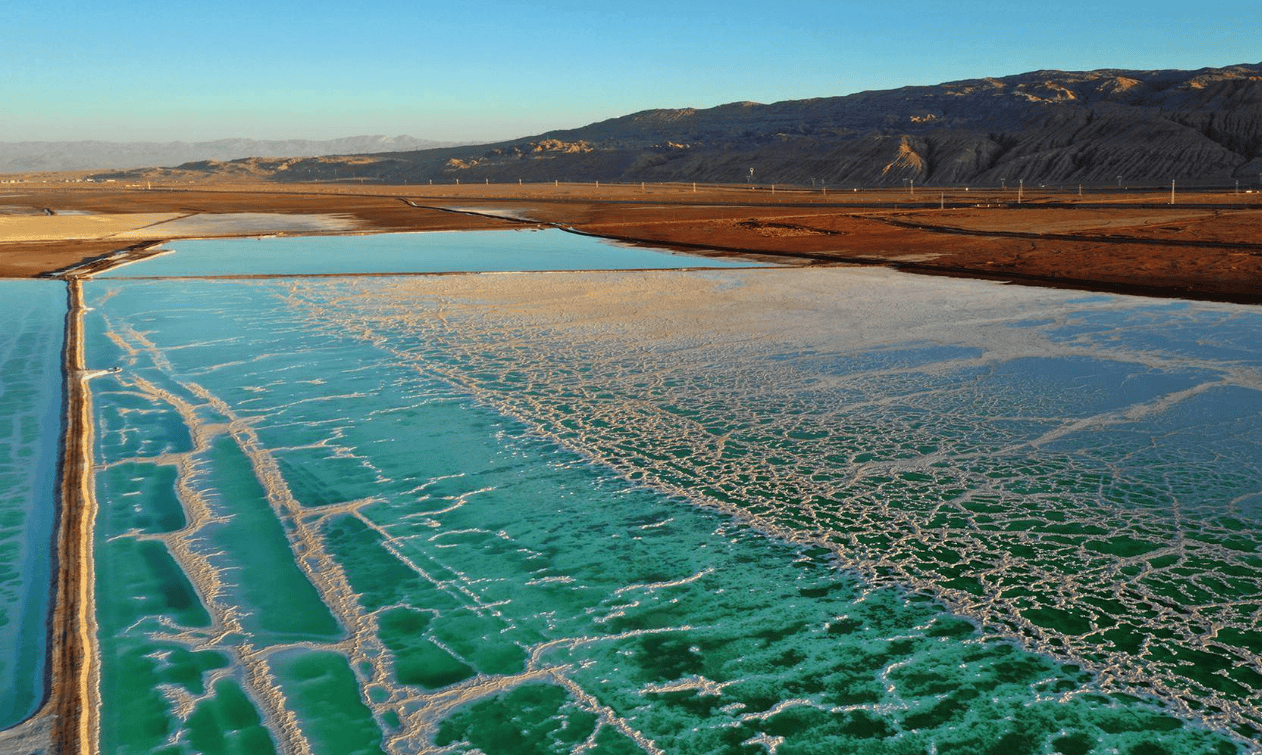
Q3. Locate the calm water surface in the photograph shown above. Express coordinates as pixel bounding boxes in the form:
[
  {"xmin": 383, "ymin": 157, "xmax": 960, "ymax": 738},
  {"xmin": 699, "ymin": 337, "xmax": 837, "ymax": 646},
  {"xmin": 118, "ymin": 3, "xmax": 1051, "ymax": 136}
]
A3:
[
  {"xmin": 97, "ymin": 229, "xmax": 762, "ymax": 277},
  {"xmin": 0, "ymin": 281, "xmax": 64, "ymax": 728}
]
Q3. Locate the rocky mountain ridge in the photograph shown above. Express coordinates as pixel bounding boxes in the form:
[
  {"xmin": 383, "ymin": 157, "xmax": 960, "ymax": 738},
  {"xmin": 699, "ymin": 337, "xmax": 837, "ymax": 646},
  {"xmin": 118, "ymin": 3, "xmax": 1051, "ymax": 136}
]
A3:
[{"xmin": 95, "ymin": 63, "xmax": 1262, "ymax": 188}]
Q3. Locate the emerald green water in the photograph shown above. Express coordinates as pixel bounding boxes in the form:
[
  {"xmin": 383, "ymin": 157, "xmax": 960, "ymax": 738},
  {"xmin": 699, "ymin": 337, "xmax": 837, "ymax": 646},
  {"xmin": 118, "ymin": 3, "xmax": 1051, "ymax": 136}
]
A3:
[
  {"xmin": 0, "ymin": 281, "xmax": 64, "ymax": 728},
  {"xmin": 82, "ymin": 265, "xmax": 1259, "ymax": 754}
]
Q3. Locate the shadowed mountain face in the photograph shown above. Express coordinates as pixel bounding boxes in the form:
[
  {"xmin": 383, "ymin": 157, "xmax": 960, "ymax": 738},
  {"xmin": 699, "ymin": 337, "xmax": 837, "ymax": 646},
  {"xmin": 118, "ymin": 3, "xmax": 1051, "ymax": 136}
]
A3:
[{"xmin": 99, "ymin": 63, "xmax": 1262, "ymax": 188}]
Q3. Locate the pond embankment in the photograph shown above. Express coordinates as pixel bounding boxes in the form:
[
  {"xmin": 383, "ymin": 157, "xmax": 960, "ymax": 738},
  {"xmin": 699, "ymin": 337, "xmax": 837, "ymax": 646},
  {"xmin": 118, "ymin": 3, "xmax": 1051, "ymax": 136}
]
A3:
[{"xmin": 0, "ymin": 279, "xmax": 101, "ymax": 755}]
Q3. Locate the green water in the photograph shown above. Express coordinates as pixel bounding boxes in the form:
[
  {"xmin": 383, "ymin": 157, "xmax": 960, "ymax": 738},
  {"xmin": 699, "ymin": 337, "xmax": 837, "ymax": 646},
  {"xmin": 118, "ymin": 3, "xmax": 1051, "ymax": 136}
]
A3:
[
  {"xmin": 269, "ymin": 649, "xmax": 386, "ymax": 755},
  {"xmin": 0, "ymin": 281, "xmax": 64, "ymax": 727},
  {"xmin": 82, "ymin": 272, "xmax": 1255, "ymax": 753}
]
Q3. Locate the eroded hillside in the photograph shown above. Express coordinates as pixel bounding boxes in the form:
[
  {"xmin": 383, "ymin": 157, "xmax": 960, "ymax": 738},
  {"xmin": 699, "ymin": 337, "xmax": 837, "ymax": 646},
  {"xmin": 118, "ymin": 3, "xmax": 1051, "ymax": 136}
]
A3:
[{"xmin": 94, "ymin": 63, "xmax": 1262, "ymax": 188}]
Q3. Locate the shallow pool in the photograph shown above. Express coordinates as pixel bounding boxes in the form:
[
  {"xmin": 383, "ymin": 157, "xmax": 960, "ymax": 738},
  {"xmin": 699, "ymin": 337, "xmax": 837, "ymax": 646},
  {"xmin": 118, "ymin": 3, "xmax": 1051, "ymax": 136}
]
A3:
[
  {"xmin": 98, "ymin": 228, "xmax": 763, "ymax": 277},
  {"xmin": 0, "ymin": 280, "xmax": 64, "ymax": 728}
]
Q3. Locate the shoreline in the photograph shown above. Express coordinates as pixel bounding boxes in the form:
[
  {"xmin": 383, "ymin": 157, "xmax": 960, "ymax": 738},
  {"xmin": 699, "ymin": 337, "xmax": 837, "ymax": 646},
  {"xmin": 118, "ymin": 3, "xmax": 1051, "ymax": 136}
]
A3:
[
  {"xmin": 0, "ymin": 279, "xmax": 101, "ymax": 754},
  {"xmin": 0, "ymin": 182, "xmax": 1258, "ymax": 305},
  {"xmin": 53, "ymin": 277, "xmax": 101, "ymax": 755},
  {"xmin": 17, "ymin": 221, "xmax": 1262, "ymax": 307},
  {"xmin": 39, "ymin": 241, "xmax": 168, "ymax": 279},
  {"xmin": 554, "ymin": 224, "xmax": 1262, "ymax": 306}
]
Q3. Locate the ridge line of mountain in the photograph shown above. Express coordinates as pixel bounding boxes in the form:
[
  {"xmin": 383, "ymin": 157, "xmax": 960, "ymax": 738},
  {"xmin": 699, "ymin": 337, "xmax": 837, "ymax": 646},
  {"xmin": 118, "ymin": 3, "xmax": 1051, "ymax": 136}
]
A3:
[{"xmin": 70, "ymin": 61, "xmax": 1262, "ymax": 187}]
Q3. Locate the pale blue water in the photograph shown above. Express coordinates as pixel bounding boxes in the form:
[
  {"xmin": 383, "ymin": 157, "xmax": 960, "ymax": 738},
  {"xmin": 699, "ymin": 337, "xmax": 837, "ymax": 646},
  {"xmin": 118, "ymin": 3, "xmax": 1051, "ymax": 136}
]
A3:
[
  {"xmin": 0, "ymin": 281, "xmax": 64, "ymax": 728},
  {"xmin": 96, "ymin": 229, "xmax": 762, "ymax": 277},
  {"xmin": 81, "ymin": 265, "xmax": 1259, "ymax": 754}
]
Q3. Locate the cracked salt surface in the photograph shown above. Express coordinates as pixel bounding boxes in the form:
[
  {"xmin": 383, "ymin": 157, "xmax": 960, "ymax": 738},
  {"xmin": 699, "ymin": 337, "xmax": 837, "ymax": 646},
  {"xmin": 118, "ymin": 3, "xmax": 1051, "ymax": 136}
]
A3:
[{"xmin": 80, "ymin": 264, "xmax": 1260, "ymax": 754}]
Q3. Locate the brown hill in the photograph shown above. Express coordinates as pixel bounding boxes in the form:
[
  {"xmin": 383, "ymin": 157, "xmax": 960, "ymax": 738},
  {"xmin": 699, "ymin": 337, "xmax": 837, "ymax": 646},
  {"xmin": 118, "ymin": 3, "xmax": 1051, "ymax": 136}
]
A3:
[{"xmin": 98, "ymin": 63, "xmax": 1262, "ymax": 188}]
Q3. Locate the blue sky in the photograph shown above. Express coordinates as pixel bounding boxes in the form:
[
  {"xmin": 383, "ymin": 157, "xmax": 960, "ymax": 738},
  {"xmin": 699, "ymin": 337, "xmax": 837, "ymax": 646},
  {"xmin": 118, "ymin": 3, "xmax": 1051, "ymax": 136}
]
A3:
[{"xmin": 4, "ymin": 0, "xmax": 1258, "ymax": 144}]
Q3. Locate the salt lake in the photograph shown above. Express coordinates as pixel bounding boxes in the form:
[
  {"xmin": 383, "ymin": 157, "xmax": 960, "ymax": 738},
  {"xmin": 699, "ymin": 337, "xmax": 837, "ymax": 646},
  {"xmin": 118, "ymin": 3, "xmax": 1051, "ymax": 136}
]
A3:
[
  {"xmin": 97, "ymin": 228, "xmax": 765, "ymax": 278},
  {"xmin": 1, "ymin": 227, "xmax": 1258, "ymax": 753}
]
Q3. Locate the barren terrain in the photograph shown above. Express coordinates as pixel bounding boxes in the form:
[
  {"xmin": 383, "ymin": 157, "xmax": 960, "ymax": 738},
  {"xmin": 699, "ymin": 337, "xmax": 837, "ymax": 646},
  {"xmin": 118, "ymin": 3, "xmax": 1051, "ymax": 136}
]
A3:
[
  {"xmin": 88, "ymin": 64, "xmax": 1262, "ymax": 190},
  {"xmin": 1, "ymin": 180, "xmax": 1258, "ymax": 302}
]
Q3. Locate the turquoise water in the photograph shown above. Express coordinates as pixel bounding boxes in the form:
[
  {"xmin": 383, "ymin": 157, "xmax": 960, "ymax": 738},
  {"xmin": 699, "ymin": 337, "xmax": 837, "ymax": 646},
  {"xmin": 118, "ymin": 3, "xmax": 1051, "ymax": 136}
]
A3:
[
  {"xmin": 82, "ymin": 266, "xmax": 1258, "ymax": 754},
  {"xmin": 96, "ymin": 229, "xmax": 762, "ymax": 277},
  {"xmin": 0, "ymin": 281, "xmax": 64, "ymax": 727}
]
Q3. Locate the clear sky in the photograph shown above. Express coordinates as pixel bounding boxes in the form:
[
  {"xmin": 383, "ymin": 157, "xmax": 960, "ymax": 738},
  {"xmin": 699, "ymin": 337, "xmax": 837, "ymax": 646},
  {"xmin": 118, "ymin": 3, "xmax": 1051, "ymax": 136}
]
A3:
[{"xmin": 4, "ymin": 0, "xmax": 1259, "ymax": 144}]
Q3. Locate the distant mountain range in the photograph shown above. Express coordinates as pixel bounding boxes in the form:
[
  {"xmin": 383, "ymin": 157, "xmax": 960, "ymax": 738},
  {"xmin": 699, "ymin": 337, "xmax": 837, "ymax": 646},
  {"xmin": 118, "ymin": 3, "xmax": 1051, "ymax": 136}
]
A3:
[
  {"xmin": 0, "ymin": 135, "xmax": 456, "ymax": 174},
  {"xmin": 91, "ymin": 62, "xmax": 1262, "ymax": 187}
]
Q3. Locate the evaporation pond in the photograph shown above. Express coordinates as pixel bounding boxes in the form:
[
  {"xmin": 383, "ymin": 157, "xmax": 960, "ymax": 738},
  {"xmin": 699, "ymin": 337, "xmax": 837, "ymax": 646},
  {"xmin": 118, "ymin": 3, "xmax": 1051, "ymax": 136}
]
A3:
[
  {"xmin": 82, "ymin": 273, "xmax": 1253, "ymax": 754},
  {"xmin": 0, "ymin": 280, "xmax": 64, "ymax": 728},
  {"xmin": 98, "ymin": 228, "xmax": 764, "ymax": 277}
]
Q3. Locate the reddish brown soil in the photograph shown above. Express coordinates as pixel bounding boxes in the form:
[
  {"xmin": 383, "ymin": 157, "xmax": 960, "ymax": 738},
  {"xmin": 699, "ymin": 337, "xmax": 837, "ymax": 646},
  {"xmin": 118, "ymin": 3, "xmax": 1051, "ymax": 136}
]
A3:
[{"xmin": 2, "ymin": 181, "xmax": 1260, "ymax": 303}]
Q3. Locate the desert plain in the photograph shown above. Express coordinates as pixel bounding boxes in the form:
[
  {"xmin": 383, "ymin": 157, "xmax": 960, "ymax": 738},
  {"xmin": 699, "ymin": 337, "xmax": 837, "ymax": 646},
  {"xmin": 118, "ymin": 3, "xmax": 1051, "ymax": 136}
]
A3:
[{"xmin": 0, "ymin": 179, "xmax": 1259, "ymax": 302}]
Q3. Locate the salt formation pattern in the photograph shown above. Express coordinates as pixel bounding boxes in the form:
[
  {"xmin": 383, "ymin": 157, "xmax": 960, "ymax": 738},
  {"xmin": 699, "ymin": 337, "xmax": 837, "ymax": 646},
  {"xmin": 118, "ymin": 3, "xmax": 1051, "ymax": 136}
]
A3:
[
  {"xmin": 81, "ymin": 262, "xmax": 1258, "ymax": 754},
  {"xmin": 292, "ymin": 269, "xmax": 1262, "ymax": 741}
]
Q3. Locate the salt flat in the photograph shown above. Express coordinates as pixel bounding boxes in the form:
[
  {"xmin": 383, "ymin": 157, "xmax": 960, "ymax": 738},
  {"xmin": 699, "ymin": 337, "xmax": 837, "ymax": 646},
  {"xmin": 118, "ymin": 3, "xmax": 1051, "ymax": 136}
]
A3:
[{"xmin": 0, "ymin": 213, "xmax": 185, "ymax": 242}]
